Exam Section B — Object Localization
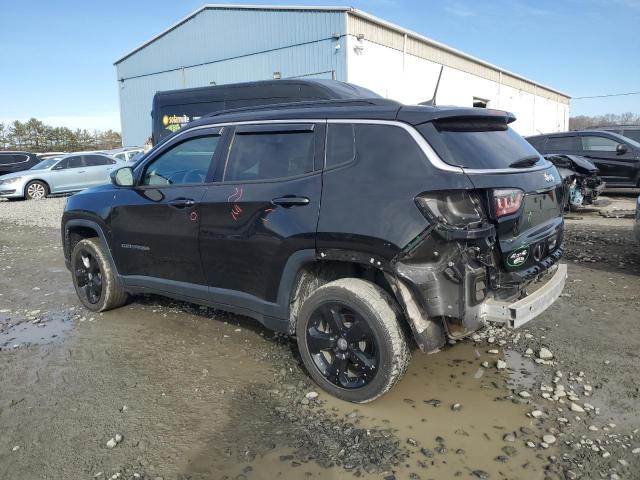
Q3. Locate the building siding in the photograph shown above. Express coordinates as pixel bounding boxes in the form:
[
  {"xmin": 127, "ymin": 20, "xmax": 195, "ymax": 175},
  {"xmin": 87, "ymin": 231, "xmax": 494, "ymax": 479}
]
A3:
[
  {"xmin": 345, "ymin": 37, "xmax": 569, "ymax": 136},
  {"xmin": 115, "ymin": 6, "xmax": 569, "ymax": 145},
  {"xmin": 116, "ymin": 8, "xmax": 346, "ymax": 145}
]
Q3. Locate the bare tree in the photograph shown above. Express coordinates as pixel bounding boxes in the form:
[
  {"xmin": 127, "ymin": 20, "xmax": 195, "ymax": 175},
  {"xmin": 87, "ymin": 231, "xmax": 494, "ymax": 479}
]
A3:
[{"xmin": 570, "ymin": 112, "xmax": 640, "ymax": 131}]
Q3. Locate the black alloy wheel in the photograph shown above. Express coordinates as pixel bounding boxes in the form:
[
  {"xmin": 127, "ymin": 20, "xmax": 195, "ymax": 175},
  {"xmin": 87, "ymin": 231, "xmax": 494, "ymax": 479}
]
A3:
[
  {"xmin": 306, "ymin": 301, "xmax": 379, "ymax": 389},
  {"xmin": 74, "ymin": 249, "xmax": 103, "ymax": 305}
]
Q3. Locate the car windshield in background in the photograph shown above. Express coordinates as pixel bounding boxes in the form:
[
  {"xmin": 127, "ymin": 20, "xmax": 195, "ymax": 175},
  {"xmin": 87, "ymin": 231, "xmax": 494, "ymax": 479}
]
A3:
[
  {"xmin": 417, "ymin": 119, "xmax": 545, "ymax": 169},
  {"xmin": 30, "ymin": 159, "xmax": 59, "ymax": 170}
]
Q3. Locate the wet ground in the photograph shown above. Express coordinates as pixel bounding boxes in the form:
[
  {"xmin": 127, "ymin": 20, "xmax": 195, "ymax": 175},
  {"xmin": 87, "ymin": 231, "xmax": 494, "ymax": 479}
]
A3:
[{"xmin": 1, "ymin": 192, "xmax": 639, "ymax": 480}]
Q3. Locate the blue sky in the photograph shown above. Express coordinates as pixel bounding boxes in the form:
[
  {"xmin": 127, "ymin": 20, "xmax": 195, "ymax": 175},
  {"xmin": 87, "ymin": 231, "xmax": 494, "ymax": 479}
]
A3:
[{"xmin": 1, "ymin": 0, "xmax": 639, "ymax": 131}]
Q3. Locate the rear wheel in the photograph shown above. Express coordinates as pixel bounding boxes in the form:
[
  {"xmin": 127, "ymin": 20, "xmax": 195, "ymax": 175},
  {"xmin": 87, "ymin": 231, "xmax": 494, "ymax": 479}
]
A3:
[
  {"xmin": 296, "ymin": 278, "xmax": 410, "ymax": 403},
  {"xmin": 24, "ymin": 181, "xmax": 48, "ymax": 200},
  {"xmin": 71, "ymin": 238, "xmax": 128, "ymax": 312}
]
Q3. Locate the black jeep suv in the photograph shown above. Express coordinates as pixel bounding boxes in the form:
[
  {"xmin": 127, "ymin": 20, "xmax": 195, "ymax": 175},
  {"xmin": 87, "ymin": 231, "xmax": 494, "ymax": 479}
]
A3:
[{"xmin": 62, "ymin": 95, "xmax": 567, "ymax": 402}]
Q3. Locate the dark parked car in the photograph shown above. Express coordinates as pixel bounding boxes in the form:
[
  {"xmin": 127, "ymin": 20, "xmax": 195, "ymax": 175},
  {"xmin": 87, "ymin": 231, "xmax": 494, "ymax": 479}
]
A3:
[
  {"xmin": 589, "ymin": 125, "xmax": 640, "ymax": 143},
  {"xmin": 62, "ymin": 93, "xmax": 567, "ymax": 403},
  {"xmin": 151, "ymin": 79, "xmax": 380, "ymax": 144},
  {"xmin": 526, "ymin": 130, "xmax": 640, "ymax": 187},
  {"xmin": 544, "ymin": 154, "xmax": 605, "ymax": 210},
  {"xmin": 0, "ymin": 151, "xmax": 42, "ymax": 176}
]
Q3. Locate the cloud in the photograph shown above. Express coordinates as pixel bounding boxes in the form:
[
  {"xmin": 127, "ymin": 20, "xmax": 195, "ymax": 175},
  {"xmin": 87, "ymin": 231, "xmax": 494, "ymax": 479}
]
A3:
[{"xmin": 0, "ymin": 113, "xmax": 121, "ymax": 132}]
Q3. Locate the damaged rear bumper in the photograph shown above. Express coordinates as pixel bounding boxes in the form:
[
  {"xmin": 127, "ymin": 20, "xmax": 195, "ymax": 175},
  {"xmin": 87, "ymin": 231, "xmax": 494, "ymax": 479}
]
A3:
[{"xmin": 481, "ymin": 263, "xmax": 567, "ymax": 328}]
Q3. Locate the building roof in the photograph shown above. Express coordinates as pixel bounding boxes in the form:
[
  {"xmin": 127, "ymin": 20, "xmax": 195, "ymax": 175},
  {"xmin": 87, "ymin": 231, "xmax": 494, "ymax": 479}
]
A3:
[{"xmin": 114, "ymin": 4, "xmax": 570, "ymax": 99}]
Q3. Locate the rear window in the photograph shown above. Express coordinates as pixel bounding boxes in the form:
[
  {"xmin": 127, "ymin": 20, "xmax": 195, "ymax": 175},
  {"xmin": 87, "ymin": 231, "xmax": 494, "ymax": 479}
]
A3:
[
  {"xmin": 0, "ymin": 154, "xmax": 28, "ymax": 165},
  {"xmin": 417, "ymin": 119, "xmax": 543, "ymax": 169}
]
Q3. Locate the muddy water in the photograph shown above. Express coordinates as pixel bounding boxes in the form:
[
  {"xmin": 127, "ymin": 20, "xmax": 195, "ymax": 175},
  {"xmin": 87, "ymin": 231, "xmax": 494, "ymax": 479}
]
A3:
[
  {"xmin": 0, "ymin": 311, "xmax": 73, "ymax": 348},
  {"xmin": 212, "ymin": 343, "xmax": 552, "ymax": 480}
]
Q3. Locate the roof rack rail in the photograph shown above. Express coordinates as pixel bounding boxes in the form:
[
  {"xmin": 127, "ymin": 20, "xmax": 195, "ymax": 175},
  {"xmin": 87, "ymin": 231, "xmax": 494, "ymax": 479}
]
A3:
[{"xmin": 202, "ymin": 97, "xmax": 399, "ymax": 119}]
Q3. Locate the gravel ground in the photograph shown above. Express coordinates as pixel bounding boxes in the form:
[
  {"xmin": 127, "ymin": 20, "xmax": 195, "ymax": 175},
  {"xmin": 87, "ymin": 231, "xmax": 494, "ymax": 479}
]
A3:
[
  {"xmin": 0, "ymin": 193, "xmax": 639, "ymax": 480},
  {"xmin": 0, "ymin": 197, "xmax": 66, "ymax": 228}
]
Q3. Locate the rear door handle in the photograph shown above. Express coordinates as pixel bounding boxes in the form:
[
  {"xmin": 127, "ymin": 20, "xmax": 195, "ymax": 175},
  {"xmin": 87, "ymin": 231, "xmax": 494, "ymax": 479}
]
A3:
[
  {"xmin": 271, "ymin": 196, "xmax": 310, "ymax": 208},
  {"xmin": 168, "ymin": 198, "xmax": 196, "ymax": 208}
]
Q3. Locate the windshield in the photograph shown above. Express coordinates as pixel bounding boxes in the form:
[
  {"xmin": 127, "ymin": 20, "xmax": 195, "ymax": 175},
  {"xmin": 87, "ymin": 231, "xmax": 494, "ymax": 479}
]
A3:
[
  {"xmin": 417, "ymin": 119, "xmax": 547, "ymax": 169},
  {"xmin": 30, "ymin": 159, "xmax": 59, "ymax": 170}
]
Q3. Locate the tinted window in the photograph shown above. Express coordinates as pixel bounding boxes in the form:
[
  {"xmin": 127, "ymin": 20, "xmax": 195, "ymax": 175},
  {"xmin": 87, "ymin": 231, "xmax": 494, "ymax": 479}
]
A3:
[
  {"xmin": 85, "ymin": 155, "xmax": 113, "ymax": 166},
  {"xmin": 582, "ymin": 136, "xmax": 620, "ymax": 152},
  {"xmin": 525, "ymin": 137, "xmax": 547, "ymax": 151},
  {"xmin": 142, "ymin": 135, "xmax": 219, "ymax": 186},
  {"xmin": 224, "ymin": 130, "xmax": 314, "ymax": 181},
  {"xmin": 417, "ymin": 119, "xmax": 542, "ymax": 169},
  {"xmin": 622, "ymin": 130, "xmax": 640, "ymax": 143},
  {"xmin": 326, "ymin": 124, "xmax": 356, "ymax": 168},
  {"xmin": 114, "ymin": 153, "xmax": 126, "ymax": 160},
  {"xmin": 0, "ymin": 154, "xmax": 28, "ymax": 165},
  {"xmin": 67, "ymin": 156, "xmax": 85, "ymax": 168},
  {"xmin": 545, "ymin": 136, "xmax": 580, "ymax": 151}
]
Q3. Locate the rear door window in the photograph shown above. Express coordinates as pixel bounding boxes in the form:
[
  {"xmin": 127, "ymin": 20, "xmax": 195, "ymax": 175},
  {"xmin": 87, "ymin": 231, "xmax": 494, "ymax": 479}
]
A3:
[
  {"xmin": 0, "ymin": 154, "xmax": 28, "ymax": 165},
  {"xmin": 224, "ymin": 126, "xmax": 315, "ymax": 182},
  {"xmin": 543, "ymin": 136, "xmax": 580, "ymax": 151},
  {"xmin": 417, "ymin": 119, "xmax": 543, "ymax": 169},
  {"xmin": 85, "ymin": 155, "xmax": 114, "ymax": 166}
]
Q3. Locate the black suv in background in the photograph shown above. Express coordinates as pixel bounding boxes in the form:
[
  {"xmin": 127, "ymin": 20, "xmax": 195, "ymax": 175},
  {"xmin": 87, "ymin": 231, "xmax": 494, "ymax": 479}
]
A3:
[
  {"xmin": 0, "ymin": 151, "xmax": 42, "ymax": 176},
  {"xmin": 527, "ymin": 130, "xmax": 640, "ymax": 187},
  {"xmin": 62, "ymin": 91, "xmax": 567, "ymax": 402}
]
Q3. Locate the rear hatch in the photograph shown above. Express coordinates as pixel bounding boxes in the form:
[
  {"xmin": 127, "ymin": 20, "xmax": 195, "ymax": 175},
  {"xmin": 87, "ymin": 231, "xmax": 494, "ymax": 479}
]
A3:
[{"xmin": 416, "ymin": 116, "xmax": 564, "ymax": 273}]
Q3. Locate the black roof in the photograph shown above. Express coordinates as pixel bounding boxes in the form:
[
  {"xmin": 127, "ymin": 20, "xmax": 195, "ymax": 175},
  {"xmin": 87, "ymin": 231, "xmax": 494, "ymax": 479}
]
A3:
[
  {"xmin": 185, "ymin": 102, "xmax": 516, "ymax": 129},
  {"xmin": 154, "ymin": 79, "xmax": 382, "ymax": 104}
]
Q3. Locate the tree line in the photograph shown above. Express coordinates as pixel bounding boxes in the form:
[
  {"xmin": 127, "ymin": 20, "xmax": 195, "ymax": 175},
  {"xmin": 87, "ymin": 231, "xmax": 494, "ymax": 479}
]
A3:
[
  {"xmin": 569, "ymin": 112, "xmax": 640, "ymax": 131},
  {"xmin": 0, "ymin": 118, "xmax": 122, "ymax": 153}
]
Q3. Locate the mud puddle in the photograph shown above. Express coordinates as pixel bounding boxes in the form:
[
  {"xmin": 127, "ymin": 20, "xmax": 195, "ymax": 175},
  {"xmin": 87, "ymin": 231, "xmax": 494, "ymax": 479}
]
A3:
[
  {"xmin": 0, "ymin": 311, "xmax": 73, "ymax": 348},
  {"xmin": 204, "ymin": 343, "xmax": 552, "ymax": 480}
]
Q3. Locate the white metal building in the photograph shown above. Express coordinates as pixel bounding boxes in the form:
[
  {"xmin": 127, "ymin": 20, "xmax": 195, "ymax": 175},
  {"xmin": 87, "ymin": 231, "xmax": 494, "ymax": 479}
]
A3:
[{"xmin": 114, "ymin": 5, "xmax": 571, "ymax": 146}]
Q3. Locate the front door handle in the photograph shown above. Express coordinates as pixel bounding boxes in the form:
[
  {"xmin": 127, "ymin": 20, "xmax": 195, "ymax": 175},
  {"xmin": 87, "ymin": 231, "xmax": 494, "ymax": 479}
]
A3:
[
  {"xmin": 168, "ymin": 198, "xmax": 196, "ymax": 208},
  {"xmin": 271, "ymin": 196, "xmax": 310, "ymax": 208}
]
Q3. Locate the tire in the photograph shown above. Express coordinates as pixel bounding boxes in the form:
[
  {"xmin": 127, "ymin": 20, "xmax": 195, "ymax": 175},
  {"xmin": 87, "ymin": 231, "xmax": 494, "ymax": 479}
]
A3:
[
  {"xmin": 296, "ymin": 278, "xmax": 410, "ymax": 403},
  {"xmin": 24, "ymin": 180, "xmax": 48, "ymax": 200},
  {"xmin": 71, "ymin": 238, "xmax": 128, "ymax": 312}
]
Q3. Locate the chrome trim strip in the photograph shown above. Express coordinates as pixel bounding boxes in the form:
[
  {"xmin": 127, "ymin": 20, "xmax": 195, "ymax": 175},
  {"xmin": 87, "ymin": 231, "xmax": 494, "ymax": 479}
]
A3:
[{"xmin": 169, "ymin": 118, "xmax": 549, "ymax": 175}]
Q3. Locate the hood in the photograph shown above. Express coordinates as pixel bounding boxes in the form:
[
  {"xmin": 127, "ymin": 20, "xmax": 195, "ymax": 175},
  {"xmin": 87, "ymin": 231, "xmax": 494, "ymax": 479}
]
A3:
[
  {"xmin": 0, "ymin": 170, "xmax": 34, "ymax": 181},
  {"xmin": 545, "ymin": 154, "xmax": 599, "ymax": 175}
]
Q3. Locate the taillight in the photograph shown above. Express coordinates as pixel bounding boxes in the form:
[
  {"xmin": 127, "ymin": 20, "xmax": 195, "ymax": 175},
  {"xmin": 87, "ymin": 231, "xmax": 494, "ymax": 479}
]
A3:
[
  {"xmin": 416, "ymin": 190, "xmax": 484, "ymax": 227},
  {"xmin": 493, "ymin": 189, "xmax": 523, "ymax": 218}
]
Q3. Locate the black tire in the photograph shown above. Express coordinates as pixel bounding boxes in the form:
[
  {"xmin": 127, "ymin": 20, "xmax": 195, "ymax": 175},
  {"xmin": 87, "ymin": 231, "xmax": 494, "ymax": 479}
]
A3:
[
  {"xmin": 296, "ymin": 278, "xmax": 410, "ymax": 403},
  {"xmin": 71, "ymin": 238, "xmax": 128, "ymax": 312},
  {"xmin": 24, "ymin": 180, "xmax": 49, "ymax": 200}
]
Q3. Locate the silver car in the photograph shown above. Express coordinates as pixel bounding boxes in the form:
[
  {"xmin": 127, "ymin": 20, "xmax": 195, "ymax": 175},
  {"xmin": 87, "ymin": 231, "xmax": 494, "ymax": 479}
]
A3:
[{"xmin": 0, "ymin": 153, "xmax": 123, "ymax": 200}]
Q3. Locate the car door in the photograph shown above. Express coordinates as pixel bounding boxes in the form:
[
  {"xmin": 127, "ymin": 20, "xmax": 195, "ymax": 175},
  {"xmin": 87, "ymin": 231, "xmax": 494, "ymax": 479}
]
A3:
[
  {"xmin": 580, "ymin": 134, "xmax": 638, "ymax": 185},
  {"xmin": 110, "ymin": 127, "xmax": 223, "ymax": 290},
  {"xmin": 50, "ymin": 156, "xmax": 86, "ymax": 192},
  {"xmin": 83, "ymin": 155, "xmax": 118, "ymax": 187},
  {"xmin": 198, "ymin": 122, "xmax": 324, "ymax": 314}
]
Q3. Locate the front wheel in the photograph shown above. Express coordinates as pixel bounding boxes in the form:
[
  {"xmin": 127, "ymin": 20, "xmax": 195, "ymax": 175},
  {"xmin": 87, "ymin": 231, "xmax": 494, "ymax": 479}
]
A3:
[
  {"xmin": 24, "ymin": 180, "xmax": 48, "ymax": 200},
  {"xmin": 296, "ymin": 278, "xmax": 410, "ymax": 403},
  {"xmin": 71, "ymin": 238, "xmax": 128, "ymax": 312}
]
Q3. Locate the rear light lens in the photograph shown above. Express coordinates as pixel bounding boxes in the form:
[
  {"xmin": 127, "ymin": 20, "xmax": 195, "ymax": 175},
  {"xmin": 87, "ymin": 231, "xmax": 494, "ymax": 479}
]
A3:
[
  {"xmin": 493, "ymin": 189, "xmax": 524, "ymax": 218},
  {"xmin": 416, "ymin": 190, "xmax": 484, "ymax": 227}
]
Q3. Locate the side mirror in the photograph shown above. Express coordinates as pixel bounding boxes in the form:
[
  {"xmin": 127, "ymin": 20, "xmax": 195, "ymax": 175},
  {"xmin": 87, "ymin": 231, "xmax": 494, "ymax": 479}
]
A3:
[
  {"xmin": 616, "ymin": 143, "xmax": 628, "ymax": 155},
  {"xmin": 111, "ymin": 166, "xmax": 135, "ymax": 187}
]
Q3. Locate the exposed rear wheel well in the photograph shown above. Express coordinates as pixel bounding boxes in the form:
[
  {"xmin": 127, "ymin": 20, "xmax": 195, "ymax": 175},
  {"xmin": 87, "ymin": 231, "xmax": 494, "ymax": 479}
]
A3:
[{"xmin": 287, "ymin": 260, "xmax": 400, "ymax": 335}]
